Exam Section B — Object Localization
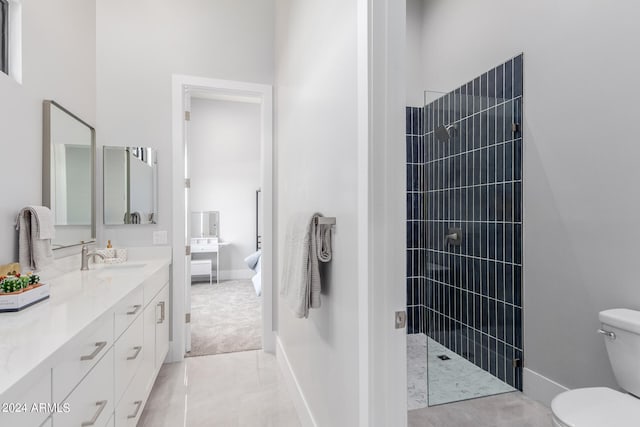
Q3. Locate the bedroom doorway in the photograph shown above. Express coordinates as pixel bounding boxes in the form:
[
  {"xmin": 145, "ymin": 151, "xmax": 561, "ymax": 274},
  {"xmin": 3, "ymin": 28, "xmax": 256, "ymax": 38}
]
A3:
[
  {"xmin": 170, "ymin": 76, "xmax": 274, "ymax": 362},
  {"xmin": 186, "ymin": 96, "xmax": 263, "ymax": 357}
]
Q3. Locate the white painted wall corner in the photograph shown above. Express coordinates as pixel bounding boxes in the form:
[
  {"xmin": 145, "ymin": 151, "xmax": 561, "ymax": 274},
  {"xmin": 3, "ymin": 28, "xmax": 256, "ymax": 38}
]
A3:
[{"xmin": 523, "ymin": 368, "xmax": 569, "ymax": 407}]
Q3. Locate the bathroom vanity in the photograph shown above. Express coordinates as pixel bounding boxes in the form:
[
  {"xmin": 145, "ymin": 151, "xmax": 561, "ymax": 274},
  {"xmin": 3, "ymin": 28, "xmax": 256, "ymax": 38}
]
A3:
[{"xmin": 0, "ymin": 253, "xmax": 171, "ymax": 427}]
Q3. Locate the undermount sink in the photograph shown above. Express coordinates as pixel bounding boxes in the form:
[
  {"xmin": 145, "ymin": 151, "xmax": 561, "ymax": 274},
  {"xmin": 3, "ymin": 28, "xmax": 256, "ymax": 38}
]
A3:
[{"xmin": 95, "ymin": 263, "xmax": 147, "ymax": 276}]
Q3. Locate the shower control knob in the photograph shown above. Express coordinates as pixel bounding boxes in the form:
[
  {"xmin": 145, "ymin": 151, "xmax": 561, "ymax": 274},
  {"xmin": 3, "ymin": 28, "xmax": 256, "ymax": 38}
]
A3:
[{"xmin": 445, "ymin": 227, "xmax": 463, "ymax": 245}]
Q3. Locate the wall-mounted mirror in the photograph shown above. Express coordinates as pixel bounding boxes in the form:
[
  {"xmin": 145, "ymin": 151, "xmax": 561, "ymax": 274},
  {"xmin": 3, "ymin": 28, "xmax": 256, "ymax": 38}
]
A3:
[
  {"xmin": 103, "ymin": 146, "xmax": 158, "ymax": 225},
  {"xmin": 43, "ymin": 100, "xmax": 96, "ymax": 249},
  {"xmin": 191, "ymin": 211, "xmax": 219, "ymax": 238}
]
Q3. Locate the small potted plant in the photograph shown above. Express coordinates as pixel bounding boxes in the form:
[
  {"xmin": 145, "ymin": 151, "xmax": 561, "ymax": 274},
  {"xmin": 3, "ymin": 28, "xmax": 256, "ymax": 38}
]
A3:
[
  {"xmin": 0, "ymin": 272, "xmax": 49, "ymax": 312},
  {"xmin": 0, "ymin": 272, "xmax": 41, "ymax": 294}
]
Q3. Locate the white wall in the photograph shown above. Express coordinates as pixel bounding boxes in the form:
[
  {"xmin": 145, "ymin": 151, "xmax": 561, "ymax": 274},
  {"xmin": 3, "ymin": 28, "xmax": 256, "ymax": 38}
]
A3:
[
  {"xmin": 405, "ymin": 0, "xmax": 424, "ymax": 107},
  {"xmin": 96, "ymin": 0, "xmax": 274, "ymax": 248},
  {"xmin": 274, "ymin": 0, "xmax": 360, "ymax": 425},
  {"xmin": 0, "ymin": 0, "xmax": 95, "ymax": 263},
  {"xmin": 190, "ymin": 98, "xmax": 260, "ymax": 278},
  {"xmin": 413, "ymin": 0, "xmax": 640, "ymax": 400}
]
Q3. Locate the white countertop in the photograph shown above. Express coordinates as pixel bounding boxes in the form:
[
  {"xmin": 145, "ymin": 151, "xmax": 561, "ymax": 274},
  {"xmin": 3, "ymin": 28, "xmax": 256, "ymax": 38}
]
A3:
[{"xmin": 0, "ymin": 253, "xmax": 171, "ymax": 397}]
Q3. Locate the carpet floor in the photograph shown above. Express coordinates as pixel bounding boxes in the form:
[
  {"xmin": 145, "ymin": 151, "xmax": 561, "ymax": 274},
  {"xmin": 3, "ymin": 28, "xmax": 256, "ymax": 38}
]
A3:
[{"xmin": 187, "ymin": 280, "xmax": 262, "ymax": 358}]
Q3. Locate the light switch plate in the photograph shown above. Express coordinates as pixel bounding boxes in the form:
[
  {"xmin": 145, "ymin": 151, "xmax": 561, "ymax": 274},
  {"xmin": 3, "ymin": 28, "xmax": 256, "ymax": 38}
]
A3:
[{"xmin": 153, "ymin": 230, "xmax": 167, "ymax": 245}]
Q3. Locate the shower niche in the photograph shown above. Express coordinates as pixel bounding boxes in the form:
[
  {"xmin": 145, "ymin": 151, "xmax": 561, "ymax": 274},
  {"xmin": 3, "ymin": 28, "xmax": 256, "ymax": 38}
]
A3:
[{"xmin": 406, "ymin": 54, "xmax": 523, "ymax": 409}]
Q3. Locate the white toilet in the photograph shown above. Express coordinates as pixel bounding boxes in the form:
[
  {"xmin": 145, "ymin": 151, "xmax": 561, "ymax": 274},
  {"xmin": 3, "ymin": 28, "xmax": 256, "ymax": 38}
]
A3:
[{"xmin": 551, "ymin": 309, "xmax": 640, "ymax": 426}]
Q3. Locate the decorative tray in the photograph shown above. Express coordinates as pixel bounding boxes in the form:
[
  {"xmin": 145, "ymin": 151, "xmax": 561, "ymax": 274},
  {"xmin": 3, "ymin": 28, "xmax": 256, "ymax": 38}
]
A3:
[{"xmin": 0, "ymin": 272, "xmax": 50, "ymax": 312}]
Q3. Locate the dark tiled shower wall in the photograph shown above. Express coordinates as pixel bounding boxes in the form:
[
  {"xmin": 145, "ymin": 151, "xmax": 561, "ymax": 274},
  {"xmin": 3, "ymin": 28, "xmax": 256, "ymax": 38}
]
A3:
[
  {"xmin": 424, "ymin": 55, "xmax": 524, "ymax": 390},
  {"xmin": 406, "ymin": 106, "xmax": 426, "ymax": 334}
]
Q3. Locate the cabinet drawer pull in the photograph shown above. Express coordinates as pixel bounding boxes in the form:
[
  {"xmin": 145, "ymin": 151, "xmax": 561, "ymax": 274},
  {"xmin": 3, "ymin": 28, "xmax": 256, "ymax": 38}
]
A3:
[
  {"xmin": 127, "ymin": 400, "xmax": 143, "ymax": 419},
  {"xmin": 127, "ymin": 346, "xmax": 142, "ymax": 360},
  {"xmin": 80, "ymin": 341, "xmax": 107, "ymax": 361},
  {"xmin": 126, "ymin": 304, "xmax": 142, "ymax": 315},
  {"xmin": 157, "ymin": 301, "xmax": 165, "ymax": 324},
  {"xmin": 81, "ymin": 400, "xmax": 107, "ymax": 426}
]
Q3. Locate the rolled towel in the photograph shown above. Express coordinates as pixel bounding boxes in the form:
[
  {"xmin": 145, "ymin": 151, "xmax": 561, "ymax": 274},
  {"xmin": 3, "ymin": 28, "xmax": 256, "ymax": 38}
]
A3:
[
  {"xmin": 115, "ymin": 248, "xmax": 128, "ymax": 262},
  {"xmin": 315, "ymin": 222, "xmax": 332, "ymax": 263}
]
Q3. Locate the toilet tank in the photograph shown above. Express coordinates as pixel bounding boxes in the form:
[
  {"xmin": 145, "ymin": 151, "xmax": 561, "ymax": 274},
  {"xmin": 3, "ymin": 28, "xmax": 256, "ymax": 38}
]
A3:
[{"xmin": 599, "ymin": 309, "xmax": 640, "ymax": 397}]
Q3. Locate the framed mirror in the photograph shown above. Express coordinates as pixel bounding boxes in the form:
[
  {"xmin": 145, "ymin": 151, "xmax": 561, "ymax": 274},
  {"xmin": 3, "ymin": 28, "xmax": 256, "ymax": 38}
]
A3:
[
  {"xmin": 103, "ymin": 146, "xmax": 158, "ymax": 225},
  {"xmin": 43, "ymin": 100, "xmax": 96, "ymax": 249},
  {"xmin": 191, "ymin": 211, "xmax": 219, "ymax": 238}
]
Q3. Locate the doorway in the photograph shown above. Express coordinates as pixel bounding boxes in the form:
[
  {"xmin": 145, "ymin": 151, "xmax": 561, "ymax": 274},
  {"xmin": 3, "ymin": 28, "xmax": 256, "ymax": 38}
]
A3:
[
  {"xmin": 170, "ymin": 76, "xmax": 274, "ymax": 362},
  {"xmin": 186, "ymin": 96, "xmax": 263, "ymax": 357}
]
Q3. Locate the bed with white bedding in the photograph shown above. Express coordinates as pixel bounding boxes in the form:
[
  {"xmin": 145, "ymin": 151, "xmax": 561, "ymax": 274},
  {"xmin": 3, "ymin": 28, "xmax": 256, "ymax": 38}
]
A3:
[{"xmin": 244, "ymin": 250, "xmax": 262, "ymax": 296}]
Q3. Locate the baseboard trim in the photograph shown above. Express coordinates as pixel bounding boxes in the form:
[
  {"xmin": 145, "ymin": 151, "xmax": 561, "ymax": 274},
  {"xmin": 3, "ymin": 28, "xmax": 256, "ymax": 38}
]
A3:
[
  {"xmin": 523, "ymin": 368, "xmax": 569, "ymax": 407},
  {"xmin": 275, "ymin": 335, "xmax": 317, "ymax": 427}
]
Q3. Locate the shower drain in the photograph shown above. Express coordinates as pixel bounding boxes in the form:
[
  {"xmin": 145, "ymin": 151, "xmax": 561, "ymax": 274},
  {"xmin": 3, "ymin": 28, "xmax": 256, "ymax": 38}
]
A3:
[{"xmin": 437, "ymin": 355, "xmax": 451, "ymax": 361}]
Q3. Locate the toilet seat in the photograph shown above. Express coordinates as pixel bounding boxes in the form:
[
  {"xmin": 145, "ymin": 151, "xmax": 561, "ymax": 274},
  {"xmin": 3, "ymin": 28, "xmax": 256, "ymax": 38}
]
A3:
[{"xmin": 551, "ymin": 387, "xmax": 640, "ymax": 427}]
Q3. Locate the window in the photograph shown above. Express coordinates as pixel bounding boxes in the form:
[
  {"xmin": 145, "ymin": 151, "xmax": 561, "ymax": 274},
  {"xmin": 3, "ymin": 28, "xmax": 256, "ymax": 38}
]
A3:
[{"xmin": 0, "ymin": 0, "xmax": 7, "ymax": 75}]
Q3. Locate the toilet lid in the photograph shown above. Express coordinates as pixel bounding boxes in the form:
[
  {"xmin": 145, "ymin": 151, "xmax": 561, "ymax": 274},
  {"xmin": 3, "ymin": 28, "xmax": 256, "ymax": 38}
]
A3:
[{"xmin": 552, "ymin": 387, "xmax": 640, "ymax": 427}]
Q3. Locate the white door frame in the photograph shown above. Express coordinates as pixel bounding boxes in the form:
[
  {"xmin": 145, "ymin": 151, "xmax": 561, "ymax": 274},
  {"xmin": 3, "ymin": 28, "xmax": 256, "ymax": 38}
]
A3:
[
  {"xmin": 362, "ymin": 0, "xmax": 407, "ymax": 425},
  {"xmin": 170, "ymin": 75, "xmax": 274, "ymax": 361}
]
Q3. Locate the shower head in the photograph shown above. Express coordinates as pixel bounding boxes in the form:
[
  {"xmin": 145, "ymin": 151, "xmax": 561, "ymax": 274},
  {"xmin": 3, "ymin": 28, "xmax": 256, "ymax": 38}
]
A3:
[{"xmin": 435, "ymin": 124, "xmax": 456, "ymax": 141}]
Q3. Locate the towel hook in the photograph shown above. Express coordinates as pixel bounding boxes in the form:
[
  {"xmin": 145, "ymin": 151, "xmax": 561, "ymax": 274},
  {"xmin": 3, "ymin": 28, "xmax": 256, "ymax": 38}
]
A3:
[{"xmin": 315, "ymin": 217, "xmax": 336, "ymax": 226}]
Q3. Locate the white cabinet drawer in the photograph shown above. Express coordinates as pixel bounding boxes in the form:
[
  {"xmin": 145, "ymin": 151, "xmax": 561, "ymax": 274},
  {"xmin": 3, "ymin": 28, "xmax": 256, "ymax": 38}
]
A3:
[
  {"xmin": 114, "ymin": 287, "xmax": 144, "ymax": 339},
  {"xmin": 114, "ymin": 371, "xmax": 145, "ymax": 427},
  {"xmin": 154, "ymin": 285, "xmax": 170, "ymax": 367},
  {"xmin": 191, "ymin": 259, "xmax": 211, "ymax": 275},
  {"xmin": 114, "ymin": 313, "xmax": 144, "ymax": 405},
  {"xmin": 52, "ymin": 311, "xmax": 114, "ymax": 403},
  {"xmin": 54, "ymin": 348, "xmax": 114, "ymax": 427},
  {"xmin": 0, "ymin": 369, "xmax": 51, "ymax": 427}
]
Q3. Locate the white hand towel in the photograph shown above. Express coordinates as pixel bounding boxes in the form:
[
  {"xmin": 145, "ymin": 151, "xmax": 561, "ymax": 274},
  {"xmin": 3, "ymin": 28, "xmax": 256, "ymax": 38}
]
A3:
[
  {"xmin": 16, "ymin": 206, "xmax": 54, "ymax": 271},
  {"xmin": 26, "ymin": 205, "xmax": 56, "ymax": 239},
  {"xmin": 280, "ymin": 213, "xmax": 322, "ymax": 318}
]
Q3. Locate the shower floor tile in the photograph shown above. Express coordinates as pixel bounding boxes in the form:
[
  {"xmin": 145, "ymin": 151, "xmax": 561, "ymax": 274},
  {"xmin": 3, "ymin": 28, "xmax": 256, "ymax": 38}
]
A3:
[
  {"xmin": 407, "ymin": 334, "xmax": 429, "ymax": 410},
  {"xmin": 407, "ymin": 334, "xmax": 515, "ymax": 409}
]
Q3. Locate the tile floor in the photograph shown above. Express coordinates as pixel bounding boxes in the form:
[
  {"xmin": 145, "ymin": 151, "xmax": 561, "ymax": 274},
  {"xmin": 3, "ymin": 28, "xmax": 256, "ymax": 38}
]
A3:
[
  {"xmin": 138, "ymin": 339, "xmax": 550, "ymax": 427},
  {"xmin": 408, "ymin": 334, "xmax": 515, "ymax": 409},
  {"xmin": 408, "ymin": 392, "xmax": 552, "ymax": 427},
  {"xmin": 138, "ymin": 350, "xmax": 301, "ymax": 427}
]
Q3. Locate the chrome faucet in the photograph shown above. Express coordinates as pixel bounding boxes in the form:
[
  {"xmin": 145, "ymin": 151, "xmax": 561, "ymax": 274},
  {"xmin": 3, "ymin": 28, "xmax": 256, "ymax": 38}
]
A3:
[{"xmin": 81, "ymin": 245, "xmax": 106, "ymax": 271}]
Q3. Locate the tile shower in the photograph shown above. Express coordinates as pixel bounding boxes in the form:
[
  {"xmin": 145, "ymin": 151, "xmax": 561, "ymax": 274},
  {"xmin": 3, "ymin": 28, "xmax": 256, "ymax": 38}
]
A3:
[{"xmin": 406, "ymin": 55, "xmax": 523, "ymax": 408}]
